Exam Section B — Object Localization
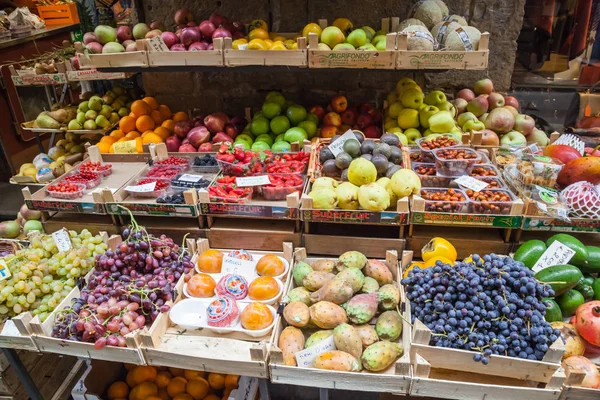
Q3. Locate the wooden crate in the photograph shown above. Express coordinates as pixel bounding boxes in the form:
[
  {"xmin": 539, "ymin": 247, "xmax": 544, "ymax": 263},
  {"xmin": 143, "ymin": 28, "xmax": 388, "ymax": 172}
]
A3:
[
  {"xmin": 396, "ymin": 32, "xmax": 490, "ymax": 70},
  {"xmin": 75, "ymin": 43, "xmax": 149, "ymax": 69},
  {"xmin": 141, "ymin": 38, "xmax": 225, "ymax": 67},
  {"xmin": 140, "ymin": 239, "xmax": 293, "ymax": 378},
  {"xmin": 471, "ymin": 131, "xmax": 561, "ymax": 151},
  {"xmin": 207, "ymin": 217, "xmax": 301, "ymax": 251},
  {"xmin": 308, "ymin": 19, "xmax": 397, "ymax": 69},
  {"xmin": 41, "ymin": 212, "xmax": 119, "ymax": 236},
  {"xmin": 9, "ymin": 65, "xmax": 67, "ymax": 87},
  {"xmin": 519, "ymin": 199, "xmax": 600, "ymax": 234},
  {"xmin": 269, "ymin": 248, "xmax": 411, "ymax": 394},
  {"xmin": 0, "ymin": 313, "xmax": 38, "ymax": 352},
  {"xmin": 223, "ymin": 36, "xmax": 307, "ymax": 67},
  {"xmin": 120, "ymin": 215, "xmax": 207, "ymax": 244},
  {"xmin": 37, "ymin": 3, "xmax": 79, "ymax": 25}
]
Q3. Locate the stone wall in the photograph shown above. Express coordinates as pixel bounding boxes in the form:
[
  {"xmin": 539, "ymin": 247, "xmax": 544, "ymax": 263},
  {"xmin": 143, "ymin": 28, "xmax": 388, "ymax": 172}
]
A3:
[{"xmin": 141, "ymin": 0, "xmax": 525, "ymax": 116}]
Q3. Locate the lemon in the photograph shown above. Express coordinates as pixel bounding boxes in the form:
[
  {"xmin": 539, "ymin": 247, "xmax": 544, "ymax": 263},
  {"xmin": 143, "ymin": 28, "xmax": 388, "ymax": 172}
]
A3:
[
  {"xmin": 232, "ymin": 38, "xmax": 248, "ymax": 49},
  {"xmin": 264, "ymin": 39, "xmax": 273, "ymax": 47},
  {"xmin": 249, "ymin": 19, "xmax": 268, "ymax": 32},
  {"xmin": 270, "ymin": 41, "xmax": 287, "ymax": 50},
  {"xmin": 284, "ymin": 39, "xmax": 295, "ymax": 49},
  {"xmin": 249, "ymin": 28, "xmax": 269, "ymax": 41},
  {"xmin": 272, "ymin": 35, "xmax": 286, "ymax": 42},
  {"xmin": 302, "ymin": 23, "xmax": 322, "ymax": 39},
  {"xmin": 247, "ymin": 39, "xmax": 269, "ymax": 50}
]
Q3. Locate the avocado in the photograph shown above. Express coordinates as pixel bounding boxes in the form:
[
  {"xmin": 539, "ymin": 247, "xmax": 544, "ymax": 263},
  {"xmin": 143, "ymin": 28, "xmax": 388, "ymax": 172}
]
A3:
[
  {"xmin": 542, "ymin": 298, "xmax": 562, "ymax": 322},
  {"xmin": 343, "ymin": 139, "xmax": 361, "ymax": 158},
  {"xmin": 514, "ymin": 240, "xmax": 547, "ymax": 269},
  {"xmin": 581, "ymin": 245, "xmax": 600, "ymax": 273},
  {"xmin": 546, "ymin": 234, "xmax": 588, "ymax": 268},
  {"xmin": 319, "ymin": 147, "xmax": 335, "ymax": 162},
  {"xmin": 556, "ymin": 289, "xmax": 585, "ymax": 317},
  {"xmin": 335, "ymin": 152, "xmax": 353, "ymax": 170},
  {"xmin": 535, "ymin": 264, "xmax": 582, "ymax": 296}
]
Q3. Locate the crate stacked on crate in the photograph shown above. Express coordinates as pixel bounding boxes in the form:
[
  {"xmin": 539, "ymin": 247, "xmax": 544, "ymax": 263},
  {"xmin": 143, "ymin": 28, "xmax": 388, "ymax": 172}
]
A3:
[
  {"xmin": 75, "ymin": 42, "xmax": 149, "ymax": 70},
  {"xmin": 269, "ymin": 248, "xmax": 411, "ymax": 394},
  {"xmin": 37, "ymin": 3, "xmax": 80, "ymax": 25},
  {"xmin": 223, "ymin": 36, "xmax": 307, "ymax": 67},
  {"xmin": 140, "ymin": 37, "xmax": 225, "ymax": 67},
  {"xmin": 9, "ymin": 64, "xmax": 68, "ymax": 87},
  {"xmin": 140, "ymin": 239, "xmax": 293, "ymax": 378}
]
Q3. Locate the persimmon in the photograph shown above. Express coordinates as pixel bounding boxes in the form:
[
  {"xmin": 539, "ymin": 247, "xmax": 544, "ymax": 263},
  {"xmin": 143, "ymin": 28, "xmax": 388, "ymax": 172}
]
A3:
[
  {"xmin": 256, "ymin": 254, "xmax": 285, "ymax": 277},
  {"xmin": 197, "ymin": 250, "xmax": 223, "ymax": 273},
  {"xmin": 248, "ymin": 276, "xmax": 279, "ymax": 300},
  {"xmin": 240, "ymin": 302, "xmax": 273, "ymax": 330},
  {"xmin": 187, "ymin": 274, "xmax": 216, "ymax": 297}
]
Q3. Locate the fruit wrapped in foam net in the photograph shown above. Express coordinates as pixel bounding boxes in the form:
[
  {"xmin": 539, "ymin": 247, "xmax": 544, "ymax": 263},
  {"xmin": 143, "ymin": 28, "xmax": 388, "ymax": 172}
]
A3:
[{"xmin": 560, "ymin": 182, "xmax": 600, "ymax": 219}]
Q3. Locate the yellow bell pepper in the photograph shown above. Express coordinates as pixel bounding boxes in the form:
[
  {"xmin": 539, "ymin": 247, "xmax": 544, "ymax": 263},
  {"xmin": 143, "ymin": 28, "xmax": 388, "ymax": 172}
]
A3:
[{"xmin": 421, "ymin": 237, "xmax": 457, "ymax": 263}]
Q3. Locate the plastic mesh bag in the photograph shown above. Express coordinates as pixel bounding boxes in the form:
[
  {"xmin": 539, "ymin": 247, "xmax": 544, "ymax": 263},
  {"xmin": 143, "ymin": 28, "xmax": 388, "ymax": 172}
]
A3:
[{"xmin": 560, "ymin": 182, "xmax": 600, "ymax": 219}]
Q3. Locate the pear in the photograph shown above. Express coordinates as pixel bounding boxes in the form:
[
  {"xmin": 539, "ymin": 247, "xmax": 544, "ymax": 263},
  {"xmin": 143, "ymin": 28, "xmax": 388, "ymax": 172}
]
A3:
[
  {"xmin": 78, "ymin": 101, "xmax": 89, "ymax": 112},
  {"xmin": 88, "ymin": 96, "xmax": 102, "ymax": 111},
  {"xmin": 46, "ymin": 109, "xmax": 68, "ymax": 123},
  {"xmin": 35, "ymin": 113, "xmax": 60, "ymax": 129},
  {"xmin": 67, "ymin": 120, "xmax": 82, "ymax": 130},
  {"xmin": 83, "ymin": 120, "xmax": 97, "ymax": 130},
  {"xmin": 118, "ymin": 107, "xmax": 129, "ymax": 117},
  {"xmin": 109, "ymin": 112, "xmax": 120, "ymax": 125},
  {"xmin": 95, "ymin": 115, "xmax": 110, "ymax": 129},
  {"xmin": 100, "ymin": 105, "xmax": 113, "ymax": 118},
  {"xmin": 76, "ymin": 112, "xmax": 86, "ymax": 125}
]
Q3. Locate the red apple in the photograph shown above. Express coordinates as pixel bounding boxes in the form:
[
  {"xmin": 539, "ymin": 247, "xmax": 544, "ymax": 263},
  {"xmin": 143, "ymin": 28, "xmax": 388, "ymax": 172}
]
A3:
[
  {"xmin": 310, "ymin": 105, "xmax": 325, "ymax": 121},
  {"xmin": 457, "ymin": 88, "xmax": 476, "ymax": 102},
  {"xmin": 323, "ymin": 112, "xmax": 342, "ymax": 127},
  {"xmin": 330, "ymin": 96, "xmax": 348, "ymax": 113},
  {"xmin": 320, "ymin": 125, "xmax": 339, "ymax": 138},
  {"xmin": 341, "ymin": 109, "xmax": 358, "ymax": 125},
  {"xmin": 357, "ymin": 103, "xmax": 374, "ymax": 114},
  {"xmin": 363, "ymin": 125, "xmax": 382, "ymax": 138},
  {"xmin": 198, "ymin": 142, "xmax": 213, "ymax": 152},
  {"xmin": 356, "ymin": 114, "xmax": 373, "ymax": 129},
  {"xmin": 479, "ymin": 129, "xmax": 500, "ymax": 146},
  {"xmin": 504, "ymin": 96, "xmax": 520, "ymax": 110}
]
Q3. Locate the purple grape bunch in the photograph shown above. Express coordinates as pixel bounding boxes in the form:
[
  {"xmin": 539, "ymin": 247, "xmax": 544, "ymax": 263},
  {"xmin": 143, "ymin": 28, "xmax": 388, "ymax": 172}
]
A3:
[{"xmin": 402, "ymin": 253, "xmax": 562, "ymax": 365}]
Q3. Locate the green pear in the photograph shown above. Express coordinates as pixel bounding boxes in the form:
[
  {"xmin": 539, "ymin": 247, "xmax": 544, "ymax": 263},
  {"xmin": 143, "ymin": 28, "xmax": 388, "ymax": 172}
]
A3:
[
  {"xmin": 78, "ymin": 101, "xmax": 89, "ymax": 113},
  {"xmin": 428, "ymin": 111, "xmax": 455, "ymax": 133},
  {"xmin": 95, "ymin": 115, "xmax": 110, "ymax": 129},
  {"xmin": 424, "ymin": 90, "xmax": 447, "ymax": 106},
  {"xmin": 85, "ymin": 110, "xmax": 98, "ymax": 120},
  {"xmin": 67, "ymin": 120, "xmax": 82, "ymax": 130},
  {"xmin": 111, "ymin": 100, "xmax": 123, "ymax": 110},
  {"xmin": 419, "ymin": 106, "xmax": 439, "ymax": 129},
  {"xmin": 105, "ymin": 90, "xmax": 116, "ymax": 99},
  {"xmin": 76, "ymin": 112, "xmax": 86, "ymax": 125},
  {"xmin": 88, "ymin": 96, "xmax": 102, "ymax": 111},
  {"xmin": 100, "ymin": 105, "xmax": 113, "ymax": 118},
  {"xmin": 346, "ymin": 29, "xmax": 367, "ymax": 48},
  {"xmin": 109, "ymin": 112, "xmax": 120, "ymax": 125},
  {"xmin": 358, "ymin": 43, "xmax": 377, "ymax": 51},
  {"xmin": 118, "ymin": 107, "xmax": 129, "ymax": 117},
  {"xmin": 83, "ymin": 120, "xmax": 97, "ymax": 130},
  {"xmin": 362, "ymin": 26, "xmax": 376, "ymax": 41}
]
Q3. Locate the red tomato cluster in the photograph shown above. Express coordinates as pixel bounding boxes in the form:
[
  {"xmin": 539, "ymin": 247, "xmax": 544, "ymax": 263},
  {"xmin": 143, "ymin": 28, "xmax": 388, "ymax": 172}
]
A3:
[
  {"xmin": 136, "ymin": 178, "xmax": 170, "ymax": 190},
  {"xmin": 155, "ymin": 156, "xmax": 188, "ymax": 167}
]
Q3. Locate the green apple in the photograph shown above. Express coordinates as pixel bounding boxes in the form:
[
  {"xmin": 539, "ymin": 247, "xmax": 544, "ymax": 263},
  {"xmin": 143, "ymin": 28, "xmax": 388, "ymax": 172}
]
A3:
[
  {"xmin": 286, "ymin": 105, "xmax": 307, "ymax": 126},
  {"xmin": 396, "ymin": 77, "xmax": 417, "ymax": 94},
  {"xmin": 358, "ymin": 43, "xmax": 377, "ymax": 51},
  {"xmin": 375, "ymin": 40, "xmax": 387, "ymax": 50},
  {"xmin": 255, "ymin": 134, "xmax": 274, "ymax": 147},
  {"xmin": 386, "ymin": 92, "xmax": 397, "ymax": 104},
  {"xmin": 428, "ymin": 111, "xmax": 455, "ymax": 133},
  {"xmin": 76, "ymin": 112, "xmax": 86, "ymax": 125},
  {"xmin": 397, "ymin": 109, "xmax": 419, "ymax": 130},
  {"xmin": 400, "ymin": 88, "xmax": 424, "ymax": 109},
  {"xmin": 384, "ymin": 119, "xmax": 398, "ymax": 130},
  {"xmin": 419, "ymin": 106, "xmax": 439, "ymax": 129},
  {"xmin": 67, "ymin": 120, "xmax": 82, "ymax": 130},
  {"xmin": 298, "ymin": 120, "xmax": 317, "ymax": 139},
  {"xmin": 462, "ymin": 120, "xmax": 485, "ymax": 133},
  {"xmin": 275, "ymin": 134, "xmax": 285, "ymax": 142},
  {"xmin": 78, "ymin": 101, "xmax": 89, "ymax": 113},
  {"xmin": 423, "ymin": 129, "xmax": 434, "ymax": 137},
  {"xmin": 457, "ymin": 112, "xmax": 478, "ymax": 128},
  {"xmin": 447, "ymin": 130, "xmax": 463, "ymax": 143},
  {"xmin": 387, "ymin": 126, "xmax": 403, "ymax": 134},
  {"xmin": 424, "ymin": 90, "xmax": 447, "ymax": 106},
  {"xmin": 100, "ymin": 105, "xmax": 113, "ymax": 118},
  {"xmin": 333, "ymin": 43, "xmax": 355, "ymax": 51},
  {"xmin": 371, "ymin": 35, "xmax": 386, "ymax": 47},
  {"xmin": 306, "ymin": 113, "xmax": 319, "ymax": 125},
  {"xmin": 387, "ymin": 102, "xmax": 403, "ymax": 118},
  {"xmin": 403, "ymin": 128, "xmax": 421, "ymax": 144},
  {"xmin": 236, "ymin": 134, "xmax": 254, "ymax": 146},
  {"xmin": 346, "ymin": 29, "xmax": 367, "ymax": 48},
  {"xmin": 251, "ymin": 141, "xmax": 271, "ymax": 152},
  {"xmin": 362, "ymin": 26, "xmax": 376, "ymax": 41},
  {"xmin": 262, "ymin": 102, "xmax": 282, "ymax": 119},
  {"xmin": 321, "ymin": 26, "xmax": 345, "ymax": 48},
  {"xmin": 250, "ymin": 117, "xmax": 270, "ymax": 136},
  {"xmin": 272, "ymin": 141, "xmax": 292, "ymax": 152},
  {"xmin": 437, "ymin": 101, "xmax": 455, "ymax": 115},
  {"xmin": 233, "ymin": 140, "xmax": 250, "ymax": 150},
  {"xmin": 318, "ymin": 43, "xmax": 331, "ymax": 50},
  {"xmin": 266, "ymin": 92, "xmax": 286, "ymax": 107},
  {"xmin": 270, "ymin": 116, "xmax": 290, "ymax": 135},
  {"xmin": 284, "ymin": 127, "xmax": 307, "ymax": 143},
  {"xmin": 253, "ymin": 111, "xmax": 264, "ymax": 120}
]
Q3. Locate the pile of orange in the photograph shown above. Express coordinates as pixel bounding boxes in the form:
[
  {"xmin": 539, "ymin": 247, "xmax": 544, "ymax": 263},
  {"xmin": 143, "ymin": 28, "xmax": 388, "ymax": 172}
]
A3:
[
  {"xmin": 96, "ymin": 97, "xmax": 189, "ymax": 154},
  {"xmin": 107, "ymin": 365, "xmax": 239, "ymax": 400}
]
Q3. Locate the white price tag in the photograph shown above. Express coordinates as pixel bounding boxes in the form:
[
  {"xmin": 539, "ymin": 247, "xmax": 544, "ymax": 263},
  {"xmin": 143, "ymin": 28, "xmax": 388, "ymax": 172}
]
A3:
[
  {"xmin": 238, "ymin": 43, "xmax": 248, "ymax": 50},
  {"xmin": 236, "ymin": 175, "xmax": 271, "ymax": 187},
  {"xmin": 0, "ymin": 259, "xmax": 11, "ymax": 281},
  {"xmin": 328, "ymin": 129, "xmax": 358, "ymax": 157},
  {"xmin": 221, "ymin": 256, "xmax": 258, "ymax": 280},
  {"xmin": 454, "ymin": 176, "xmax": 490, "ymax": 192},
  {"xmin": 126, "ymin": 181, "xmax": 157, "ymax": 193},
  {"xmin": 295, "ymin": 335, "xmax": 336, "ymax": 368},
  {"xmin": 178, "ymin": 174, "xmax": 202, "ymax": 183},
  {"xmin": 52, "ymin": 229, "xmax": 72, "ymax": 252},
  {"xmin": 147, "ymin": 36, "xmax": 169, "ymax": 52},
  {"xmin": 532, "ymin": 241, "xmax": 576, "ymax": 273},
  {"xmin": 536, "ymin": 201, "xmax": 548, "ymax": 212}
]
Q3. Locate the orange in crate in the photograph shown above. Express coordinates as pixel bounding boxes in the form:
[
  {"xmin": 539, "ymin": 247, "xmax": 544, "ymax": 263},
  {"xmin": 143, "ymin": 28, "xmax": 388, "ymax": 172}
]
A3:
[
  {"xmin": 240, "ymin": 302, "xmax": 273, "ymax": 330},
  {"xmin": 256, "ymin": 254, "xmax": 285, "ymax": 277},
  {"xmin": 248, "ymin": 276, "xmax": 279, "ymax": 300},
  {"xmin": 187, "ymin": 274, "xmax": 216, "ymax": 297}
]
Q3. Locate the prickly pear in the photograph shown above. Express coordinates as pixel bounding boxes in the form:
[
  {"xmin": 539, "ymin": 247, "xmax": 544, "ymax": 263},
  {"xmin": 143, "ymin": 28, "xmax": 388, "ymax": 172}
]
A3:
[
  {"xmin": 278, "ymin": 326, "xmax": 305, "ymax": 366},
  {"xmin": 283, "ymin": 302, "xmax": 310, "ymax": 328},
  {"xmin": 303, "ymin": 271, "xmax": 335, "ymax": 292},
  {"xmin": 361, "ymin": 341, "xmax": 403, "ymax": 372},
  {"xmin": 287, "ymin": 287, "xmax": 312, "ymax": 305},
  {"xmin": 333, "ymin": 323, "xmax": 363, "ymax": 360},
  {"xmin": 309, "ymin": 301, "xmax": 348, "ymax": 329},
  {"xmin": 311, "ymin": 259, "xmax": 336, "ymax": 273},
  {"xmin": 310, "ymin": 279, "xmax": 353, "ymax": 305},
  {"xmin": 336, "ymin": 251, "xmax": 368, "ymax": 271},
  {"xmin": 375, "ymin": 310, "xmax": 403, "ymax": 341},
  {"xmin": 344, "ymin": 293, "xmax": 380, "ymax": 324},
  {"xmin": 378, "ymin": 284, "xmax": 400, "ymax": 310},
  {"xmin": 354, "ymin": 324, "xmax": 379, "ymax": 349},
  {"xmin": 361, "ymin": 276, "xmax": 380, "ymax": 294},
  {"xmin": 335, "ymin": 267, "xmax": 365, "ymax": 293},
  {"xmin": 314, "ymin": 350, "xmax": 362, "ymax": 372},
  {"xmin": 293, "ymin": 261, "xmax": 313, "ymax": 286},
  {"xmin": 305, "ymin": 330, "xmax": 334, "ymax": 348},
  {"xmin": 364, "ymin": 259, "xmax": 393, "ymax": 285}
]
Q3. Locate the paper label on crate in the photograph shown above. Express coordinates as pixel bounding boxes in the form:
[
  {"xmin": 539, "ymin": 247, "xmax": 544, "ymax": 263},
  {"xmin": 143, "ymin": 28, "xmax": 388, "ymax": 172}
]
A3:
[
  {"xmin": 454, "ymin": 176, "xmax": 489, "ymax": 192},
  {"xmin": 532, "ymin": 240, "xmax": 576, "ymax": 273},
  {"xmin": 52, "ymin": 229, "xmax": 72, "ymax": 252},
  {"xmin": 147, "ymin": 36, "xmax": 170, "ymax": 52},
  {"xmin": 236, "ymin": 175, "xmax": 271, "ymax": 187},
  {"xmin": 179, "ymin": 174, "xmax": 203, "ymax": 183},
  {"xmin": 295, "ymin": 335, "xmax": 336, "ymax": 368},
  {"xmin": 125, "ymin": 181, "xmax": 157, "ymax": 193},
  {"xmin": 112, "ymin": 140, "xmax": 137, "ymax": 154},
  {"xmin": 238, "ymin": 43, "xmax": 248, "ymax": 50},
  {"xmin": 328, "ymin": 129, "xmax": 358, "ymax": 157},
  {"xmin": 0, "ymin": 259, "xmax": 10, "ymax": 281},
  {"xmin": 221, "ymin": 256, "xmax": 258, "ymax": 280}
]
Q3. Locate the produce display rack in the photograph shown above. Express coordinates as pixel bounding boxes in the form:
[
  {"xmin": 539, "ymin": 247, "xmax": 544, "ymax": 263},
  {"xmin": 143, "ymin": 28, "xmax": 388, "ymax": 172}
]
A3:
[
  {"xmin": 9, "ymin": 65, "xmax": 68, "ymax": 87},
  {"xmin": 518, "ymin": 199, "xmax": 600, "ymax": 234},
  {"xmin": 269, "ymin": 248, "xmax": 412, "ymax": 394},
  {"xmin": 0, "ymin": 314, "xmax": 39, "ymax": 352},
  {"xmin": 140, "ymin": 38, "xmax": 225, "ymax": 67},
  {"xmin": 206, "ymin": 217, "xmax": 301, "ymax": 251},
  {"xmin": 223, "ymin": 36, "xmax": 307, "ymax": 67},
  {"xmin": 40, "ymin": 212, "xmax": 121, "ymax": 236},
  {"xmin": 308, "ymin": 19, "xmax": 398, "ymax": 69},
  {"xmin": 140, "ymin": 239, "xmax": 293, "ymax": 378},
  {"xmin": 63, "ymin": 62, "xmax": 133, "ymax": 81}
]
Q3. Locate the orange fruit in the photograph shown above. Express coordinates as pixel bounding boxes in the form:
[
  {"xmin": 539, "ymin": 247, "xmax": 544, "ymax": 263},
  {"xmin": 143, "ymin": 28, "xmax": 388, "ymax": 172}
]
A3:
[
  {"xmin": 129, "ymin": 111, "xmax": 137, "ymax": 118},
  {"xmin": 142, "ymin": 132, "xmax": 164, "ymax": 145},
  {"xmin": 110, "ymin": 129, "xmax": 125, "ymax": 139},
  {"xmin": 100, "ymin": 135, "xmax": 117, "ymax": 144},
  {"xmin": 124, "ymin": 131, "xmax": 140, "ymax": 140},
  {"xmin": 224, "ymin": 374, "xmax": 239, "ymax": 389},
  {"xmin": 156, "ymin": 371, "xmax": 172, "ymax": 388},
  {"xmin": 131, "ymin": 100, "xmax": 151, "ymax": 117},
  {"xmin": 141, "ymin": 130, "xmax": 152, "ymax": 138},
  {"xmin": 249, "ymin": 28, "xmax": 269, "ymax": 41},
  {"xmin": 96, "ymin": 141, "xmax": 111, "ymax": 153},
  {"xmin": 143, "ymin": 96, "xmax": 159, "ymax": 110},
  {"xmin": 117, "ymin": 137, "xmax": 128, "ymax": 142},
  {"xmin": 248, "ymin": 276, "xmax": 279, "ymax": 301},
  {"xmin": 131, "ymin": 382, "xmax": 157, "ymax": 400},
  {"xmin": 124, "ymin": 363, "xmax": 136, "ymax": 371},
  {"xmin": 256, "ymin": 254, "xmax": 285, "ymax": 277},
  {"xmin": 119, "ymin": 116, "xmax": 136, "ymax": 133},
  {"xmin": 130, "ymin": 366, "xmax": 157, "ymax": 386},
  {"xmin": 240, "ymin": 302, "xmax": 273, "ymax": 330},
  {"xmin": 204, "ymin": 395, "xmax": 220, "ymax": 400},
  {"xmin": 157, "ymin": 388, "xmax": 169, "ymax": 400},
  {"xmin": 173, "ymin": 111, "xmax": 188, "ymax": 122},
  {"xmin": 154, "ymin": 126, "xmax": 171, "ymax": 140},
  {"xmin": 136, "ymin": 115, "xmax": 155, "ymax": 132},
  {"xmin": 107, "ymin": 381, "xmax": 129, "ymax": 399},
  {"xmin": 159, "ymin": 104, "xmax": 172, "ymax": 119},
  {"xmin": 167, "ymin": 377, "xmax": 188, "ymax": 397},
  {"xmin": 173, "ymin": 394, "xmax": 193, "ymax": 400},
  {"xmin": 186, "ymin": 378, "xmax": 209, "ymax": 400},
  {"xmin": 207, "ymin": 373, "xmax": 225, "ymax": 390},
  {"xmin": 151, "ymin": 110, "xmax": 164, "ymax": 125},
  {"xmin": 135, "ymin": 137, "xmax": 144, "ymax": 153},
  {"xmin": 197, "ymin": 250, "xmax": 223, "ymax": 273},
  {"xmin": 161, "ymin": 119, "xmax": 175, "ymax": 132},
  {"xmin": 222, "ymin": 388, "xmax": 233, "ymax": 400},
  {"xmin": 169, "ymin": 367, "xmax": 185, "ymax": 377},
  {"xmin": 187, "ymin": 274, "xmax": 216, "ymax": 298},
  {"xmin": 146, "ymin": 397, "xmax": 163, "ymax": 400},
  {"xmin": 184, "ymin": 370, "xmax": 205, "ymax": 380}
]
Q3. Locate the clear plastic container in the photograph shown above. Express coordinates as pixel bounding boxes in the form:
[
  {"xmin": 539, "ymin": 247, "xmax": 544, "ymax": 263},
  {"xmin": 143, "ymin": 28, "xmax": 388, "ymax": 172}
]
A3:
[
  {"xmin": 420, "ymin": 188, "xmax": 469, "ymax": 213},
  {"xmin": 475, "ymin": 151, "xmax": 491, "ymax": 164},
  {"xmin": 416, "ymin": 136, "xmax": 461, "ymax": 162},
  {"xmin": 156, "ymin": 188, "xmax": 187, "ymax": 205},
  {"xmin": 261, "ymin": 175, "xmax": 306, "ymax": 200},
  {"xmin": 473, "ymin": 176, "xmax": 508, "ymax": 189},
  {"xmin": 170, "ymin": 173, "xmax": 212, "ymax": 189},
  {"xmin": 190, "ymin": 154, "xmax": 219, "ymax": 173},
  {"xmin": 209, "ymin": 187, "xmax": 254, "ymax": 204},
  {"xmin": 46, "ymin": 182, "xmax": 86, "ymax": 199},
  {"xmin": 142, "ymin": 164, "xmax": 186, "ymax": 180},
  {"xmin": 153, "ymin": 156, "xmax": 192, "ymax": 168},
  {"xmin": 409, "ymin": 148, "xmax": 423, "ymax": 163},
  {"xmin": 433, "ymin": 148, "xmax": 482, "ymax": 177},
  {"xmin": 411, "ymin": 162, "xmax": 452, "ymax": 188},
  {"xmin": 61, "ymin": 171, "xmax": 102, "ymax": 189},
  {"xmin": 465, "ymin": 188, "xmax": 517, "ymax": 215},
  {"xmin": 125, "ymin": 178, "xmax": 171, "ymax": 198},
  {"xmin": 469, "ymin": 164, "xmax": 501, "ymax": 178},
  {"xmin": 516, "ymin": 154, "xmax": 564, "ymax": 187},
  {"xmin": 217, "ymin": 159, "xmax": 263, "ymax": 177}
]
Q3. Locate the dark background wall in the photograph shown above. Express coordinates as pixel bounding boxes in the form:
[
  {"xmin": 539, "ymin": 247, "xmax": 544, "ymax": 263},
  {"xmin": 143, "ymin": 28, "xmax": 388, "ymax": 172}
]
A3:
[{"xmin": 141, "ymin": 0, "xmax": 525, "ymax": 116}]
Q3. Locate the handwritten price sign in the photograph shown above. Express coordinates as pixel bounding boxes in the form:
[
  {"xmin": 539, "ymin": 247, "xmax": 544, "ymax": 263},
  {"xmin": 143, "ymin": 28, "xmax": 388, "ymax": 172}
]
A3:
[
  {"xmin": 0, "ymin": 260, "xmax": 11, "ymax": 281},
  {"xmin": 52, "ymin": 229, "xmax": 72, "ymax": 252},
  {"xmin": 532, "ymin": 241, "xmax": 576, "ymax": 273},
  {"xmin": 295, "ymin": 335, "xmax": 336, "ymax": 367}
]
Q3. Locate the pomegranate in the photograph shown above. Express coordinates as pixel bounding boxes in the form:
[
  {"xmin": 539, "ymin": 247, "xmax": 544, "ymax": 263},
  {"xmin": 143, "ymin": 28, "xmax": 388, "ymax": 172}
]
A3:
[
  {"xmin": 550, "ymin": 322, "xmax": 586, "ymax": 359},
  {"xmin": 560, "ymin": 182, "xmax": 600, "ymax": 219},
  {"xmin": 562, "ymin": 356, "xmax": 600, "ymax": 389},
  {"xmin": 572, "ymin": 301, "xmax": 600, "ymax": 346}
]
